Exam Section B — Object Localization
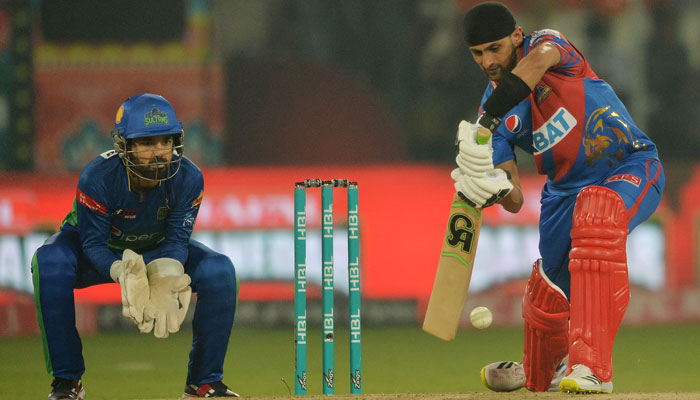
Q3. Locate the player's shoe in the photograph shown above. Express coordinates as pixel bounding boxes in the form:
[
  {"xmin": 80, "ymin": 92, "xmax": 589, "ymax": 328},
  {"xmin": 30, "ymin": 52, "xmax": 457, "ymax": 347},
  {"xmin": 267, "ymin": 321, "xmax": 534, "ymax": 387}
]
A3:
[
  {"xmin": 481, "ymin": 358, "xmax": 567, "ymax": 392},
  {"xmin": 48, "ymin": 378, "xmax": 85, "ymax": 400},
  {"xmin": 182, "ymin": 381, "xmax": 240, "ymax": 397},
  {"xmin": 559, "ymin": 364, "xmax": 613, "ymax": 394}
]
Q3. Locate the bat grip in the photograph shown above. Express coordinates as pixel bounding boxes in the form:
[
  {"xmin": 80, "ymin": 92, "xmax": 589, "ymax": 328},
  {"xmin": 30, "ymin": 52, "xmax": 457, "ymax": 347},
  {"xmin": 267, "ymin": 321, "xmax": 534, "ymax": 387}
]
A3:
[{"xmin": 476, "ymin": 126, "xmax": 492, "ymax": 145}]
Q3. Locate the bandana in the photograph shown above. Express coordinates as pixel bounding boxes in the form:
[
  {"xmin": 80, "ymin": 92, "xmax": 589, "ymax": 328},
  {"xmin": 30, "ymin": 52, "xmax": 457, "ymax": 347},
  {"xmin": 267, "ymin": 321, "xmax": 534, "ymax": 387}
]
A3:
[{"xmin": 463, "ymin": 2, "xmax": 516, "ymax": 46}]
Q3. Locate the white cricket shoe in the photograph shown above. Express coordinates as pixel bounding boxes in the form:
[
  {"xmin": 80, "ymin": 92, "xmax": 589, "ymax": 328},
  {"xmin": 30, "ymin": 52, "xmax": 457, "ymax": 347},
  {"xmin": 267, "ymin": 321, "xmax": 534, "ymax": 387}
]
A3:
[
  {"xmin": 559, "ymin": 364, "xmax": 613, "ymax": 394},
  {"xmin": 480, "ymin": 357, "xmax": 567, "ymax": 392}
]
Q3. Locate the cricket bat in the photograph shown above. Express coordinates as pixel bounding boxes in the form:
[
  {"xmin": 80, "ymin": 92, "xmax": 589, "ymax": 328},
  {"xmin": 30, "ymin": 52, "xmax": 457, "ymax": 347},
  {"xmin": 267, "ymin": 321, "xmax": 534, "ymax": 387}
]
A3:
[{"xmin": 422, "ymin": 125, "xmax": 490, "ymax": 341}]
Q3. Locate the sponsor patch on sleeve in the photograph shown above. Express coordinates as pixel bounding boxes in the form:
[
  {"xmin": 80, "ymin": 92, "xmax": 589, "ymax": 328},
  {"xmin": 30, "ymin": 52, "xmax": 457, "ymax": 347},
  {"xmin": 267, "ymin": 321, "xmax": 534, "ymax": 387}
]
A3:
[
  {"xmin": 605, "ymin": 174, "xmax": 641, "ymax": 187},
  {"xmin": 191, "ymin": 190, "xmax": 204, "ymax": 208},
  {"xmin": 77, "ymin": 188, "xmax": 107, "ymax": 214}
]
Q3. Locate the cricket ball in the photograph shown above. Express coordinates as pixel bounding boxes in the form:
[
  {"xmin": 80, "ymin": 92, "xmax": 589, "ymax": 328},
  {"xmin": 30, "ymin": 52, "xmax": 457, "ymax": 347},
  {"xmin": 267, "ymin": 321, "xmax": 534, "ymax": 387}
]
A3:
[{"xmin": 469, "ymin": 306, "xmax": 493, "ymax": 329}]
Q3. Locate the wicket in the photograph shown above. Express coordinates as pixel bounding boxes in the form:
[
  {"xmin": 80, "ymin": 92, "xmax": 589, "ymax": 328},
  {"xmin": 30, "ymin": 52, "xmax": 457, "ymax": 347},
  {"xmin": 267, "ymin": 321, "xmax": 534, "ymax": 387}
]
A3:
[{"xmin": 294, "ymin": 179, "xmax": 362, "ymax": 395}]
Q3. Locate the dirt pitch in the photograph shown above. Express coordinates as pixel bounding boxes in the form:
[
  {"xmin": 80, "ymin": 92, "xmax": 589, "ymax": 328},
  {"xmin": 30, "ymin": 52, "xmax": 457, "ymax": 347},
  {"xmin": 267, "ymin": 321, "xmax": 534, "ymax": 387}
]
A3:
[{"xmin": 144, "ymin": 392, "xmax": 700, "ymax": 400}]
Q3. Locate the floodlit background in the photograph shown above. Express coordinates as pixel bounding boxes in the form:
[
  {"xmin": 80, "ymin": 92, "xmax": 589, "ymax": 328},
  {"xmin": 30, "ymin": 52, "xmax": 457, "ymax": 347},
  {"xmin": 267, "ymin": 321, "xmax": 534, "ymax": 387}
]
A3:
[{"xmin": 1, "ymin": 0, "xmax": 700, "ymax": 397}]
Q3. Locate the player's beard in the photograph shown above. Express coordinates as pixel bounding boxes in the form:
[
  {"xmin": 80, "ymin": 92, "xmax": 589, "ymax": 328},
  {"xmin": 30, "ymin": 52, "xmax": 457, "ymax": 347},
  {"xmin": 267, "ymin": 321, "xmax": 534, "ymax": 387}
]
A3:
[
  {"xmin": 132, "ymin": 156, "xmax": 170, "ymax": 180},
  {"xmin": 486, "ymin": 42, "xmax": 519, "ymax": 82}
]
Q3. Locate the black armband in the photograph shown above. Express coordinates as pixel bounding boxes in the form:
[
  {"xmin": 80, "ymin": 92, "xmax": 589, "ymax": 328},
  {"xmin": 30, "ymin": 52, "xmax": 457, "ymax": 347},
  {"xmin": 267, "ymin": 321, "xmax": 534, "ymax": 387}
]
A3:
[{"xmin": 479, "ymin": 70, "xmax": 531, "ymax": 130}]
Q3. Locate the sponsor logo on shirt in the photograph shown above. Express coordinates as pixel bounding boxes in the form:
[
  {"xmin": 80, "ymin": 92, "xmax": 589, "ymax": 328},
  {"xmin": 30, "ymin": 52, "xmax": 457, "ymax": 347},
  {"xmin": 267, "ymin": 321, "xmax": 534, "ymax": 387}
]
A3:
[
  {"xmin": 192, "ymin": 190, "xmax": 204, "ymax": 208},
  {"xmin": 100, "ymin": 150, "xmax": 118, "ymax": 159},
  {"xmin": 183, "ymin": 212, "xmax": 195, "ymax": 229},
  {"xmin": 114, "ymin": 208, "xmax": 137, "ymax": 219},
  {"xmin": 505, "ymin": 115, "xmax": 522, "ymax": 134},
  {"xmin": 605, "ymin": 174, "xmax": 641, "ymax": 187},
  {"xmin": 533, "ymin": 107, "xmax": 577, "ymax": 155},
  {"xmin": 77, "ymin": 188, "xmax": 107, "ymax": 214}
]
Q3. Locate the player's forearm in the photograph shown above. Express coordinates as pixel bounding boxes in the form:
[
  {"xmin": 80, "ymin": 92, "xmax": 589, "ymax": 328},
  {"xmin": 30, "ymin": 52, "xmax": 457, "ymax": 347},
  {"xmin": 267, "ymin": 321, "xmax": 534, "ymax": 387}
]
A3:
[
  {"xmin": 495, "ymin": 160, "xmax": 523, "ymax": 213},
  {"xmin": 499, "ymin": 185, "xmax": 523, "ymax": 213},
  {"xmin": 83, "ymin": 244, "xmax": 119, "ymax": 278}
]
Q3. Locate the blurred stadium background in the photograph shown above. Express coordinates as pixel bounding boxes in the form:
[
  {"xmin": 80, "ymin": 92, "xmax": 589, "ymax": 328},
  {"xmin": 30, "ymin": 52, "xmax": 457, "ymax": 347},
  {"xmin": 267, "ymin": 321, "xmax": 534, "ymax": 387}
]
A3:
[{"xmin": 1, "ymin": 0, "xmax": 700, "ymax": 396}]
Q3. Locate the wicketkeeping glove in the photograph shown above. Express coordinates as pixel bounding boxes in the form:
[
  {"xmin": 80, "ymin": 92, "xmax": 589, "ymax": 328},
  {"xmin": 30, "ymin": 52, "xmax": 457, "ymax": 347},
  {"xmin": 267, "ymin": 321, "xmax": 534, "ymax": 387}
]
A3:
[
  {"xmin": 109, "ymin": 249, "xmax": 150, "ymax": 326},
  {"xmin": 451, "ymin": 167, "xmax": 513, "ymax": 208},
  {"xmin": 141, "ymin": 258, "xmax": 192, "ymax": 339}
]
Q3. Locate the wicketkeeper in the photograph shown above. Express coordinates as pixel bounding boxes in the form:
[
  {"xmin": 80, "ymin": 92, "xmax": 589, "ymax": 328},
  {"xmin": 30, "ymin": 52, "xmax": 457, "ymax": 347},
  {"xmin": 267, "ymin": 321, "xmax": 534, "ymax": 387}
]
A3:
[
  {"xmin": 452, "ymin": 2, "xmax": 665, "ymax": 393},
  {"xmin": 32, "ymin": 93, "xmax": 240, "ymax": 399}
]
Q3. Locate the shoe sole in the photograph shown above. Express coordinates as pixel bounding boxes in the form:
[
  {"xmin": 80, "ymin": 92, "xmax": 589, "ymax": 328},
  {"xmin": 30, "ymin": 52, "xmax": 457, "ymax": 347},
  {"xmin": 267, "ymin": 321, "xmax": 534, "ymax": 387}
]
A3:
[
  {"xmin": 559, "ymin": 378, "xmax": 612, "ymax": 394},
  {"xmin": 480, "ymin": 367, "xmax": 491, "ymax": 390}
]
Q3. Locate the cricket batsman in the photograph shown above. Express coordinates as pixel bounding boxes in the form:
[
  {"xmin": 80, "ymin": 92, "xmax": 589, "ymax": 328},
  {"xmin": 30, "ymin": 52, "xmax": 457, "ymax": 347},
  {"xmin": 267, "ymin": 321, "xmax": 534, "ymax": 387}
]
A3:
[
  {"xmin": 451, "ymin": 2, "xmax": 665, "ymax": 393},
  {"xmin": 32, "ymin": 93, "xmax": 240, "ymax": 399}
]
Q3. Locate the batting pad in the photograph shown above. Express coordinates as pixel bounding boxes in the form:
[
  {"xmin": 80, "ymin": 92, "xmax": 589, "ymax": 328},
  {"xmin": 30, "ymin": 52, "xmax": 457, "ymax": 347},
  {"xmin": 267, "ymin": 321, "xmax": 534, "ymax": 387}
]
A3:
[
  {"xmin": 569, "ymin": 185, "xmax": 629, "ymax": 382},
  {"xmin": 522, "ymin": 259, "xmax": 570, "ymax": 392}
]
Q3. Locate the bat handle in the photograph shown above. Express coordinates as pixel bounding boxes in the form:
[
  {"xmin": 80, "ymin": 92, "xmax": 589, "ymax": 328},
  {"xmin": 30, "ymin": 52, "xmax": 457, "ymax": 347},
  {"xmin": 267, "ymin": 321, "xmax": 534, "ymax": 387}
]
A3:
[{"xmin": 476, "ymin": 126, "xmax": 492, "ymax": 145}]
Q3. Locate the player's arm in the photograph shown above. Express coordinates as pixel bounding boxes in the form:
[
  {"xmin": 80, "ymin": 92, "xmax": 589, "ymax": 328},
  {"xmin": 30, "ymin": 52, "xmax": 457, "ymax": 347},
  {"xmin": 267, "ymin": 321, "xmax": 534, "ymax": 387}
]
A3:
[
  {"xmin": 495, "ymin": 159, "xmax": 523, "ymax": 213},
  {"xmin": 477, "ymin": 43, "xmax": 560, "ymax": 132},
  {"xmin": 75, "ymin": 182, "xmax": 118, "ymax": 278},
  {"xmin": 511, "ymin": 42, "xmax": 561, "ymax": 90}
]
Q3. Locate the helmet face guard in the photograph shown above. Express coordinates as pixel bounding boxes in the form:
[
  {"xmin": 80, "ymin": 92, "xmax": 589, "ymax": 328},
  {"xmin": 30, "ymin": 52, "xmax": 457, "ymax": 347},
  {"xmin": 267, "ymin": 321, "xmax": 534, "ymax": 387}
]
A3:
[
  {"xmin": 112, "ymin": 132, "xmax": 184, "ymax": 182},
  {"xmin": 111, "ymin": 94, "xmax": 185, "ymax": 183}
]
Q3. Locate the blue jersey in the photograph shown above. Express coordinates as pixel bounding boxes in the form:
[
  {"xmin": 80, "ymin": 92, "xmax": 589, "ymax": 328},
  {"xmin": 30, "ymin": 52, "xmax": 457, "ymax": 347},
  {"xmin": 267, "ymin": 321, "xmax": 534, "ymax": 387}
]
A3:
[
  {"xmin": 60, "ymin": 150, "xmax": 204, "ymax": 278},
  {"xmin": 481, "ymin": 29, "xmax": 658, "ymax": 194}
]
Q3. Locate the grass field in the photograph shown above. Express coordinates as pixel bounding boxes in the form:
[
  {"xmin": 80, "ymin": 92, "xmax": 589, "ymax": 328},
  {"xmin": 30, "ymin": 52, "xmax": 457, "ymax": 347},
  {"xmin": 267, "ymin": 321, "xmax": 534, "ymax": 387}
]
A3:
[{"xmin": 1, "ymin": 324, "xmax": 699, "ymax": 399}]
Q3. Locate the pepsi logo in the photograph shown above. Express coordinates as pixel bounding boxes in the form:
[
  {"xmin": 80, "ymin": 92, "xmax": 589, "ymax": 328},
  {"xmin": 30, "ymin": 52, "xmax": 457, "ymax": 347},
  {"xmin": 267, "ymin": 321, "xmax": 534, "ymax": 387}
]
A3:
[{"xmin": 506, "ymin": 114, "xmax": 522, "ymax": 133}]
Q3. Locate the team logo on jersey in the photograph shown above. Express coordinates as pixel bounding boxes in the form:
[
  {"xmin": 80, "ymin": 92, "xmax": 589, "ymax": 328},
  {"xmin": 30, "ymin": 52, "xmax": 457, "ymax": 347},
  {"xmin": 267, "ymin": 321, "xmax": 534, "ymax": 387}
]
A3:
[
  {"xmin": 533, "ymin": 107, "xmax": 577, "ymax": 155},
  {"xmin": 505, "ymin": 115, "xmax": 522, "ymax": 134},
  {"xmin": 534, "ymin": 84, "xmax": 552, "ymax": 105},
  {"xmin": 605, "ymin": 174, "xmax": 641, "ymax": 187},
  {"xmin": 583, "ymin": 106, "xmax": 639, "ymax": 168},
  {"xmin": 144, "ymin": 106, "xmax": 169, "ymax": 127},
  {"xmin": 157, "ymin": 206, "xmax": 170, "ymax": 220}
]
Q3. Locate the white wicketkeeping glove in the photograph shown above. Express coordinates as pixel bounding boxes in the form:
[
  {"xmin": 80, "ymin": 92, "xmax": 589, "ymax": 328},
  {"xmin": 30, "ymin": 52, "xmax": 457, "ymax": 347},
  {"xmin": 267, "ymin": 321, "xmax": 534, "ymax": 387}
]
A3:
[
  {"xmin": 110, "ymin": 249, "xmax": 150, "ymax": 326},
  {"xmin": 141, "ymin": 258, "xmax": 192, "ymax": 339},
  {"xmin": 451, "ymin": 167, "xmax": 513, "ymax": 208},
  {"xmin": 455, "ymin": 120, "xmax": 495, "ymax": 176}
]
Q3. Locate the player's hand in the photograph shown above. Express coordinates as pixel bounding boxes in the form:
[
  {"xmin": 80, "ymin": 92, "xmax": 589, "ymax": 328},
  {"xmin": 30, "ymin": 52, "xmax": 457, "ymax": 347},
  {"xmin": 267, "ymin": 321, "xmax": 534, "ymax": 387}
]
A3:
[
  {"xmin": 455, "ymin": 120, "xmax": 494, "ymax": 177},
  {"xmin": 141, "ymin": 258, "xmax": 192, "ymax": 339},
  {"xmin": 110, "ymin": 249, "xmax": 150, "ymax": 325},
  {"xmin": 451, "ymin": 168, "xmax": 513, "ymax": 208}
]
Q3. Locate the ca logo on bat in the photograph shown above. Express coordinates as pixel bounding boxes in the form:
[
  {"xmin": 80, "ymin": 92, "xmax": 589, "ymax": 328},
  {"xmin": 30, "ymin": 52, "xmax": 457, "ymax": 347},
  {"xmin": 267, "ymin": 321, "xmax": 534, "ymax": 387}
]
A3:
[{"xmin": 447, "ymin": 213, "xmax": 475, "ymax": 253}]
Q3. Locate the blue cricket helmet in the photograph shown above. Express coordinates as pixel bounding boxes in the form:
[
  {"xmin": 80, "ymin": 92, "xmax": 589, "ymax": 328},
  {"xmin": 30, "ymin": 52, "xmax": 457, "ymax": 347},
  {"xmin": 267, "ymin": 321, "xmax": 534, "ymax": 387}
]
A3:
[
  {"xmin": 111, "ymin": 93, "xmax": 185, "ymax": 182},
  {"xmin": 113, "ymin": 93, "xmax": 183, "ymax": 138}
]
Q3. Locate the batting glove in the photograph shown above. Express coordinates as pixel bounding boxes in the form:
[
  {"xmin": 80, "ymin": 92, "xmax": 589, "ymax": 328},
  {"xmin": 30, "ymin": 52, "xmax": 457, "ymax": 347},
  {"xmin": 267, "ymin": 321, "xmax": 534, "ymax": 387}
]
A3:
[
  {"xmin": 141, "ymin": 258, "xmax": 192, "ymax": 339},
  {"xmin": 455, "ymin": 120, "xmax": 495, "ymax": 177},
  {"xmin": 110, "ymin": 249, "xmax": 150, "ymax": 326},
  {"xmin": 451, "ymin": 167, "xmax": 513, "ymax": 208}
]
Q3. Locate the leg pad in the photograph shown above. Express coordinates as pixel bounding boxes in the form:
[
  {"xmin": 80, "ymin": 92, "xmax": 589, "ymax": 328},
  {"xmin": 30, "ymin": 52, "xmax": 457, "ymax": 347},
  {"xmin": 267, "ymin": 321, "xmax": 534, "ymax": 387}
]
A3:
[
  {"xmin": 568, "ymin": 186, "xmax": 629, "ymax": 382},
  {"xmin": 522, "ymin": 259, "xmax": 570, "ymax": 392}
]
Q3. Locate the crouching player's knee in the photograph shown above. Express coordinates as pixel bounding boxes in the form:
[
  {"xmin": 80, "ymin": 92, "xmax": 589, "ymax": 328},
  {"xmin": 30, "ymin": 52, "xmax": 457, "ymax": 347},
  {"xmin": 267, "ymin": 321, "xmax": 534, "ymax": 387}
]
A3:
[
  {"xmin": 33, "ymin": 242, "xmax": 78, "ymax": 289},
  {"xmin": 194, "ymin": 253, "xmax": 238, "ymax": 299}
]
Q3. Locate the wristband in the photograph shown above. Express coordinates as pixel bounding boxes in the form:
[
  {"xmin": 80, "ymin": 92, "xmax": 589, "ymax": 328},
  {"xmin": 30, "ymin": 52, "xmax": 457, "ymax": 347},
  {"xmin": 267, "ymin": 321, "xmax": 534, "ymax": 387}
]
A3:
[
  {"xmin": 482, "ymin": 70, "xmax": 531, "ymax": 129},
  {"xmin": 476, "ymin": 113, "xmax": 501, "ymax": 135}
]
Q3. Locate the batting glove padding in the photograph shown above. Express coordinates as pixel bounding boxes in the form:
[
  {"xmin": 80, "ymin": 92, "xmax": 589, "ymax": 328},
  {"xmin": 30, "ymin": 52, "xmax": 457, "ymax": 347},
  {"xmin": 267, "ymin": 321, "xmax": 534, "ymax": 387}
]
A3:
[
  {"xmin": 142, "ymin": 258, "xmax": 192, "ymax": 339},
  {"xmin": 110, "ymin": 249, "xmax": 150, "ymax": 326},
  {"xmin": 451, "ymin": 168, "xmax": 513, "ymax": 208},
  {"xmin": 455, "ymin": 121, "xmax": 494, "ymax": 176}
]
